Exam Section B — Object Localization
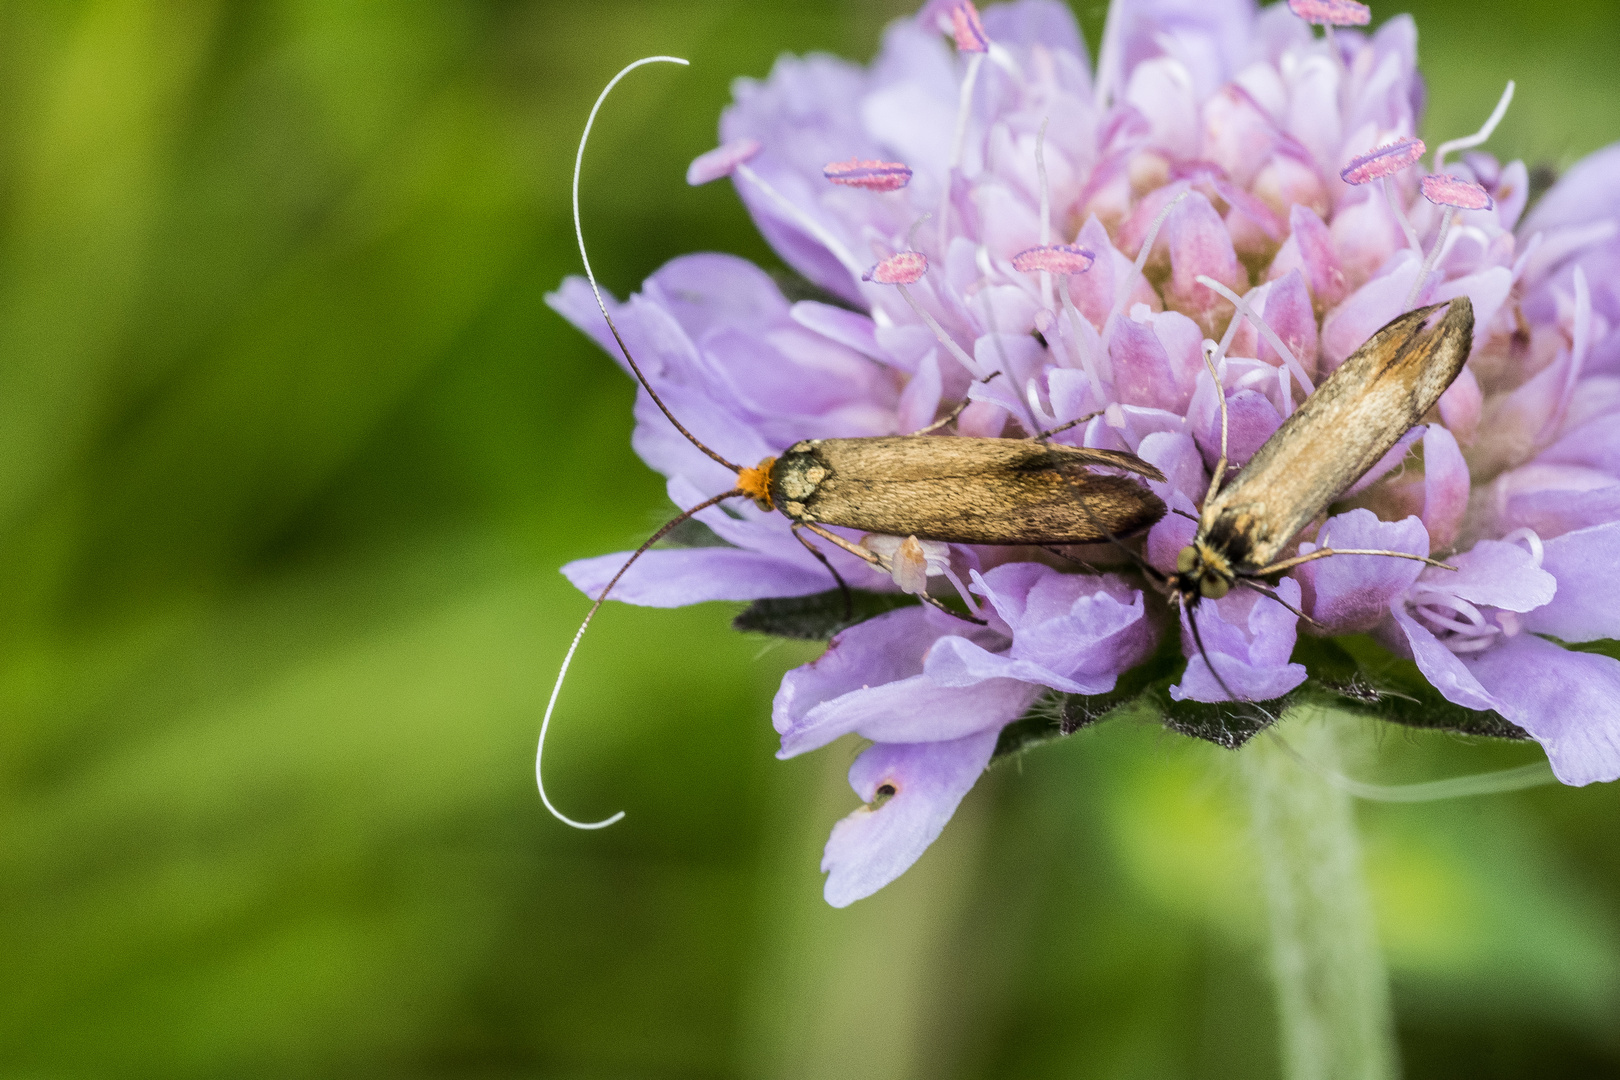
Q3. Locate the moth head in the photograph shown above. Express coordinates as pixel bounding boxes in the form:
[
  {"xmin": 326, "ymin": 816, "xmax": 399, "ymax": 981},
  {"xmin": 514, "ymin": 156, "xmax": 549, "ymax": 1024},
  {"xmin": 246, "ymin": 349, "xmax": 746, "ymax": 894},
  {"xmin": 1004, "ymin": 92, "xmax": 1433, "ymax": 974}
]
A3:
[{"xmin": 1174, "ymin": 542, "xmax": 1233, "ymax": 601}]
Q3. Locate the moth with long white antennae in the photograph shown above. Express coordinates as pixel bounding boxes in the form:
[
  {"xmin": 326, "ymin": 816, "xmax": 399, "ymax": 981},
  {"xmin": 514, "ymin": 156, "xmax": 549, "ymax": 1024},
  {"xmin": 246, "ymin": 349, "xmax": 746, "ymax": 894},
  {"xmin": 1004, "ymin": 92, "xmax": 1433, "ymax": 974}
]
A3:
[{"xmin": 540, "ymin": 57, "xmax": 1170, "ymax": 830}]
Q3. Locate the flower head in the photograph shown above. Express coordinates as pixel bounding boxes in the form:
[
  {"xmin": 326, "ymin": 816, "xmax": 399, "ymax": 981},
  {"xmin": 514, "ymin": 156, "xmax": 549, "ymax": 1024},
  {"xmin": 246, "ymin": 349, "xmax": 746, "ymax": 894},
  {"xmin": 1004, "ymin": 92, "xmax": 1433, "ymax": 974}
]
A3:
[{"xmin": 552, "ymin": 0, "xmax": 1620, "ymax": 904}]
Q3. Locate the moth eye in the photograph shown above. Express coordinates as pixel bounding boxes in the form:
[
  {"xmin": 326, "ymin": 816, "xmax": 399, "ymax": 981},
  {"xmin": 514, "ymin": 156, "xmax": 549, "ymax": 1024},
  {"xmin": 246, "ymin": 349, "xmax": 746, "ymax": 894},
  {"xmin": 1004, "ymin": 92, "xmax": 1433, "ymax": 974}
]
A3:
[
  {"xmin": 1176, "ymin": 546, "xmax": 1200, "ymax": 575},
  {"xmin": 1200, "ymin": 575, "xmax": 1231, "ymax": 600}
]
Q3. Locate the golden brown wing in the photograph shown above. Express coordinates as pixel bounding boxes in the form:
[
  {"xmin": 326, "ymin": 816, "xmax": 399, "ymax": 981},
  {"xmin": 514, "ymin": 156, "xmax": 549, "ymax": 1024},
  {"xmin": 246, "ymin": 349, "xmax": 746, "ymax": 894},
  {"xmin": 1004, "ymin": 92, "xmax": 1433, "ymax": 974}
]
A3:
[
  {"xmin": 772, "ymin": 436, "xmax": 1167, "ymax": 545},
  {"xmin": 1202, "ymin": 297, "xmax": 1473, "ymax": 571}
]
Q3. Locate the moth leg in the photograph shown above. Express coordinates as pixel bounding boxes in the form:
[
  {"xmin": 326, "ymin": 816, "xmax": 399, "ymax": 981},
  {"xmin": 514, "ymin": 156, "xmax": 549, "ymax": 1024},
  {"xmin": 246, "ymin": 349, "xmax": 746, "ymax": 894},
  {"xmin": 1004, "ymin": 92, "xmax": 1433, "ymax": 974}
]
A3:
[
  {"xmin": 802, "ymin": 522, "xmax": 986, "ymax": 625},
  {"xmin": 912, "ymin": 589, "xmax": 987, "ymax": 623},
  {"xmin": 1197, "ymin": 340, "xmax": 1229, "ymax": 518},
  {"xmin": 1170, "ymin": 507, "xmax": 1199, "ymax": 522},
  {"xmin": 803, "ymin": 521, "xmax": 885, "ymax": 568},
  {"xmin": 904, "ymin": 371, "xmax": 1002, "ymax": 436},
  {"xmin": 1253, "ymin": 547, "xmax": 1457, "ymax": 576},
  {"xmin": 1183, "ymin": 596, "xmax": 1285, "ymax": 739},
  {"xmin": 1029, "ymin": 408, "xmax": 1104, "ymax": 443},
  {"xmin": 791, "ymin": 522, "xmax": 854, "ymax": 621},
  {"xmin": 1182, "ymin": 596, "xmax": 1240, "ymax": 703},
  {"xmin": 1041, "ymin": 544, "xmax": 1102, "ymax": 574},
  {"xmin": 1236, "ymin": 578, "xmax": 1325, "ymax": 630},
  {"xmin": 1067, "ymin": 498, "xmax": 1171, "ymax": 590}
]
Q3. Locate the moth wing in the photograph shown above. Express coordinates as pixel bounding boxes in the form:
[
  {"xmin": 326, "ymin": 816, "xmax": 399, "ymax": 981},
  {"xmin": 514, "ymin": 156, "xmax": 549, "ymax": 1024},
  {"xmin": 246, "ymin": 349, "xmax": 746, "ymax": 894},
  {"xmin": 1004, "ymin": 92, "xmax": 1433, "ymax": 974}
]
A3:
[
  {"xmin": 1203, "ymin": 297, "xmax": 1473, "ymax": 570},
  {"xmin": 796, "ymin": 437, "xmax": 1166, "ymax": 545}
]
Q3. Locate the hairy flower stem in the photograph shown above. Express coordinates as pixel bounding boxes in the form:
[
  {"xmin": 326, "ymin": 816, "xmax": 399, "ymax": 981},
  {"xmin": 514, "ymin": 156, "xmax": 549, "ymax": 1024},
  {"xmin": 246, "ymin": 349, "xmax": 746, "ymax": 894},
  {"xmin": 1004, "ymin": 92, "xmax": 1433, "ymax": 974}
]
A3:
[{"xmin": 1245, "ymin": 715, "xmax": 1399, "ymax": 1080}]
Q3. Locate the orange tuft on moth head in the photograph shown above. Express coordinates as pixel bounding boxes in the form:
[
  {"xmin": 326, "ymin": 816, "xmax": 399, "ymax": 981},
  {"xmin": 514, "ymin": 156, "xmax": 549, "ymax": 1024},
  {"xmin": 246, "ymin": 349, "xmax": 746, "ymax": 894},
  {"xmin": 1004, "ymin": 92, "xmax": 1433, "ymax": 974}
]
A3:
[{"xmin": 736, "ymin": 457, "xmax": 776, "ymax": 510}]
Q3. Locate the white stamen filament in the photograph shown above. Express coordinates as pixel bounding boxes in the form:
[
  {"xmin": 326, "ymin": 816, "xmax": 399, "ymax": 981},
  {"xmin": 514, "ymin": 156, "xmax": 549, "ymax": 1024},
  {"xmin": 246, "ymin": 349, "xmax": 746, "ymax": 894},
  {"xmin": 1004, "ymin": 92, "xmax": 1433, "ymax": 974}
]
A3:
[
  {"xmin": 1103, "ymin": 191, "xmax": 1190, "ymax": 343},
  {"xmin": 1210, "ymin": 303, "xmax": 1244, "ymax": 366},
  {"xmin": 905, "ymin": 212, "xmax": 934, "ymax": 253},
  {"xmin": 1030, "ymin": 119, "xmax": 1056, "ymax": 310},
  {"xmin": 1412, "ymin": 586, "xmax": 1489, "ymax": 627},
  {"xmin": 1534, "ymin": 268, "xmax": 1589, "ymax": 448},
  {"xmin": 1381, "ymin": 174, "xmax": 1423, "ymax": 253},
  {"xmin": 987, "ymin": 42, "xmax": 1020, "ymax": 79},
  {"xmin": 974, "ymin": 244, "xmax": 996, "ymax": 282},
  {"xmin": 1404, "ymin": 205, "xmax": 1455, "ymax": 310},
  {"xmin": 1572, "ymin": 264, "xmax": 1593, "ymax": 369},
  {"xmin": 1321, "ymin": 24, "xmax": 1349, "ymax": 93},
  {"xmin": 941, "ymin": 563, "xmax": 983, "ymax": 617},
  {"xmin": 734, "ymin": 162, "xmax": 869, "ymax": 283},
  {"xmin": 1026, "ymin": 377, "xmax": 1053, "ymax": 429},
  {"xmin": 1130, "ymin": 193, "xmax": 1185, "ymax": 282},
  {"xmin": 1434, "ymin": 80, "xmax": 1516, "ymax": 173},
  {"xmin": 939, "ymin": 52, "xmax": 987, "ymax": 256},
  {"xmin": 1410, "ymin": 583, "xmax": 1508, "ymax": 653},
  {"xmin": 975, "ymin": 275, "xmax": 1021, "ymax": 399},
  {"xmin": 897, "ymin": 282, "xmax": 984, "ymax": 375},
  {"xmin": 1498, "ymin": 527, "xmax": 1545, "ymax": 568},
  {"xmin": 1416, "ymin": 605, "xmax": 1496, "ymax": 637},
  {"xmin": 1195, "ymin": 275, "xmax": 1314, "ymax": 395},
  {"xmin": 1234, "ymin": 366, "xmax": 1274, "ymax": 392},
  {"xmin": 1059, "ymin": 283, "xmax": 1107, "ymax": 400}
]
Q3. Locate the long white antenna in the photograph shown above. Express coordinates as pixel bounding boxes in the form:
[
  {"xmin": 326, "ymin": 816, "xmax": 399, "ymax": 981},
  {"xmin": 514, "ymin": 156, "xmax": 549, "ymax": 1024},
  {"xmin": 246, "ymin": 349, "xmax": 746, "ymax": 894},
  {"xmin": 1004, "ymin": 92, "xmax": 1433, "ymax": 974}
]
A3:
[
  {"xmin": 537, "ymin": 487, "xmax": 744, "ymax": 829},
  {"xmin": 538, "ymin": 610, "xmax": 624, "ymax": 829},
  {"xmin": 573, "ymin": 55, "xmax": 689, "ymax": 316},
  {"xmin": 538, "ymin": 54, "xmax": 697, "ymax": 832},
  {"xmin": 570, "ymin": 55, "xmax": 742, "ymax": 474}
]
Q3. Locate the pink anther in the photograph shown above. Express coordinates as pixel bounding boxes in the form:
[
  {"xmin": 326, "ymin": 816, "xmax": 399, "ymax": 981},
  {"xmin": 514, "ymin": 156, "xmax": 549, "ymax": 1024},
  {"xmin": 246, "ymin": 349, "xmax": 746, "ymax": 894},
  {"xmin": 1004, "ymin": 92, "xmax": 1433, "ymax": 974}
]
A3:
[
  {"xmin": 950, "ymin": 2, "xmax": 989, "ymax": 53},
  {"xmin": 686, "ymin": 138, "xmax": 762, "ymax": 186},
  {"xmin": 823, "ymin": 158, "xmax": 914, "ymax": 192},
  {"xmin": 1421, "ymin": 173, "xmax": 1494, "ymax": 211},
  {"xmin": 1011, "ymin": 244, "xmax": 1096, "ymax": 276},
  {"xmin": 864, "ymin": 251, "xmax": 929, "ymax": 285},
  {"xmin": 1341, "ymin": 137, "xmax": 1427, "ymax": 185},
  {"xmin": 1287, "ymin": 0, "xmax": 1371, "ymax": 26}
]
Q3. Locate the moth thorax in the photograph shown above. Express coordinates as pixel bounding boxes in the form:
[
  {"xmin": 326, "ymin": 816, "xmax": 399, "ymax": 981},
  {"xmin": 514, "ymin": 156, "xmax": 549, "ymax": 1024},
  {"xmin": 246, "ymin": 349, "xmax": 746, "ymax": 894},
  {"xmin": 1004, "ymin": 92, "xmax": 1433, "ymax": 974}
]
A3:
[
  {"xmin": 774, "ymin": 450, "xmax": 828, "ymax": 503},
  {"xmin": 736, "ymin": 457, "xmax": 777, "ymax": 511}
]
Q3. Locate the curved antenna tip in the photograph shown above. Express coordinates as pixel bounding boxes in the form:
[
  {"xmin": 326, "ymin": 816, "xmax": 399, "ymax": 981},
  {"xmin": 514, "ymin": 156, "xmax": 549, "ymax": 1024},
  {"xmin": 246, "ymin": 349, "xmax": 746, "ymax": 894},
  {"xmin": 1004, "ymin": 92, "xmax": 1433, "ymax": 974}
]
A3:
[
  {"xmin": 533, "ymin": 488, "xmax": 744, "ymax": 833},
  {"xmin": 536, "ymin": 613, "xmax": 629, "ymax": 832}
]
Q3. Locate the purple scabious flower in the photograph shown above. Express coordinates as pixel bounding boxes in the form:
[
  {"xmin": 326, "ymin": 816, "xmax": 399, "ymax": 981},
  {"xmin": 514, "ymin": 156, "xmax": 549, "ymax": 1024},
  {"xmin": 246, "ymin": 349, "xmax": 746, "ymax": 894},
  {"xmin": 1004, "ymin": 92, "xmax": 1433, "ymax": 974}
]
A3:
[{"xmin": 551, "ymin": 0, "xmax": 1620, "ymax": 904}]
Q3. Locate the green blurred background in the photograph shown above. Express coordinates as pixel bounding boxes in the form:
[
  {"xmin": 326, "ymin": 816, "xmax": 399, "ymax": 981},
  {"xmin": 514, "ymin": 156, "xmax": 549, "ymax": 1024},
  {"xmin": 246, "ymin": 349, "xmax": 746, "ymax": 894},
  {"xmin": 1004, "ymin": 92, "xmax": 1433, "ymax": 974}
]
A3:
[{"xmin": 1, "ymin": 0, "xmax": 1618, "ymax": 1076}]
